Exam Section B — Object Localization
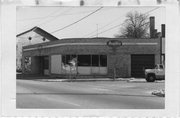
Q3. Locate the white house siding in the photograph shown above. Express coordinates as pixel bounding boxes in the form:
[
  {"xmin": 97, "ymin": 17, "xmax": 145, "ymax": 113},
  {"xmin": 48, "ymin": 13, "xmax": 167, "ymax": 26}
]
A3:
[{"xmin": 51, "ymin": 55, "xmax": 62, "ymax": 74}]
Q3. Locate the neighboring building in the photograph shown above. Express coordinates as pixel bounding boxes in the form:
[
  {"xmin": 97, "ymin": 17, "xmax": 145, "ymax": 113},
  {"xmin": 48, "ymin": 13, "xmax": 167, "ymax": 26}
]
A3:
[
  {"xmin": 16, "ymin": 27, "xmax": 58, "ymax": 71},
  {"xmin": 22, "ymin": 37, "xmax": 161, "ymax": 78}
]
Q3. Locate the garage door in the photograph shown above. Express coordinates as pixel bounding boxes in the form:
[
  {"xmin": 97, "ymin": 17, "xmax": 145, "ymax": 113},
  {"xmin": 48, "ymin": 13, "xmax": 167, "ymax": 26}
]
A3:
[{"xmin": 131, "ymin": 54, "xmax": 155, "ymax": 77}]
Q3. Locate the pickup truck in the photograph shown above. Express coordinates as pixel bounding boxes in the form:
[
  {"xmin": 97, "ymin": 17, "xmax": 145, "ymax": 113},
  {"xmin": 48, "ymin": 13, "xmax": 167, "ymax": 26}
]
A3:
[{"xmin": 145, "ymin": 64, "xmax": 165, "ymax": 82}]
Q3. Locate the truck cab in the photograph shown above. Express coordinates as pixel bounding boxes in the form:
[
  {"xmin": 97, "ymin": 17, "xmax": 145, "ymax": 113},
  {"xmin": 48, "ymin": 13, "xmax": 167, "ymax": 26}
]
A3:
[{"xmin": 145, "ymin": 64, "xmax": 165, "ymax": 82}]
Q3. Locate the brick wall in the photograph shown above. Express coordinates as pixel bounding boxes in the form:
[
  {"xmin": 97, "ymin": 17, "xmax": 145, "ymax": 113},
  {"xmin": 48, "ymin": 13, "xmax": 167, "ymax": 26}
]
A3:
[
  {"xmin": 107, "ymin": 54, "xmax": 131, "ymax": 77},
  {"xmin": 22, "ymin": 38, "xmax": 161, "ymax": 77}
]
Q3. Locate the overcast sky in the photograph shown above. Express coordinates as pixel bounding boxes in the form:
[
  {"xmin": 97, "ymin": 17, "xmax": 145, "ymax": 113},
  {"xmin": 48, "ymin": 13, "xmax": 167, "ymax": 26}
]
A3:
[{"xmin": 17, "ymin": 6, "xmax": 165, "ymax": 41}]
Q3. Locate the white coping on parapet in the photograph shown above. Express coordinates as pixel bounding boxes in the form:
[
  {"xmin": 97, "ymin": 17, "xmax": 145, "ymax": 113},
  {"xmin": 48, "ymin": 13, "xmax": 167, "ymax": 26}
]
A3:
[{"xmin": 23, "ymin": 42, "xmax": 158, "ymax": 51}]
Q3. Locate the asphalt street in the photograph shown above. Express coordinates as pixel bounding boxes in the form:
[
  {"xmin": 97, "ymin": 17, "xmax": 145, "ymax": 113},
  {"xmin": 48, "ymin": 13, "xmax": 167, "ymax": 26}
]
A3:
[{"xmin": 16, "ymin": 79, "xmax": 165, "ymax": 109}]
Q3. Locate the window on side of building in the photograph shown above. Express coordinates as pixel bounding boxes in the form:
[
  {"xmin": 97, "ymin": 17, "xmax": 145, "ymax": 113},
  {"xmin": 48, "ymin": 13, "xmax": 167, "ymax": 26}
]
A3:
[
  {"xmin": 100, "ymin": 55, "xmax": 107, "ymax": 67},
  {"xmin": 66, "ymin": 55, "xmax": 71, "ymax": 64},
  {"xmin": 62, "ymin": 55, "xmax": 66, "ymax": 64},
  {"xmin": 92, "ymin": 55, "xmax": 99, "ymax": 67},
  {"xmin": 78, "ymin": 55, "xmax": 91, "ymax": 66}
]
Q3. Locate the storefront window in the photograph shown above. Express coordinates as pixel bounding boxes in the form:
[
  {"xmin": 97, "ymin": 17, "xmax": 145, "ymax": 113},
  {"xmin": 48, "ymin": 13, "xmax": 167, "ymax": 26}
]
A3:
[
  {"xmin": 62, "ymin": 55, "xmax": 66, "ymax": 64},
  {"xmin": 62, "ymin": 54, "xmax": 107, "ymax": 67},
  {"xmin": 62, "ymin": 55, "xmax": 77, "ymax": 65},
  {"xmin": 62, "ymin": 55, "xmax": 77, "ymax": 73},
  {"xmin": 92, "ymin": 55, "xmax": 99, "ymax": 66},
  {"xmin": 78, "ymin": 55, "xmax": 91, "ymax": 66},
  {"xmin": 100, "ymin": 55, "xmax": 107, "ymax": 67}
]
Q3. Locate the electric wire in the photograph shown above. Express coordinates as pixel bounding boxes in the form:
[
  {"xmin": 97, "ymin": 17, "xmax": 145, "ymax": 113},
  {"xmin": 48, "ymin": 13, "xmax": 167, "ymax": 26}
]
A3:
[
  {"xmin": 88, "ymin": 7, "xmax": 160, "ymax": 38},
  {"xmin": 37, "ymin": 8, "xmax": 73, "ymax": 27},
  {"xmin": 18, "ymin": 8, "xmax": 72, "ymax": 38},
  {"xmin": 17, "ymin": 8, "xmax": 61, "ymax": 22},
  {"xmin": 18, "ymin": 6, "xmax": 160, "ymax": 39},
  {"xmin": 17, "ymin": 8, "xmax": 62, "ymax": 34},
  {"xmin": 50, "ymin": 7, "xmax": 103, "ymax": 34},
  {"xmin": 89, "ymin": 23, "xmax": 125, "ymax": 38},
  {"xmin": 30, "ymin": 7, "xmax": 103, "ymax": 39},
  {"xmin": 82, "ymin": 13, "xmax": 128, "ymax": 37}
]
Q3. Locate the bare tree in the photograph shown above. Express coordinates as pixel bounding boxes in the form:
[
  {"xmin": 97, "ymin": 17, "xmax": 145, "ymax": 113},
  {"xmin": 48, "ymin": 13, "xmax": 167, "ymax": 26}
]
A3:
[{"xmin": 115, "ymin": 11, "xmax": 150, "ymax": 38}]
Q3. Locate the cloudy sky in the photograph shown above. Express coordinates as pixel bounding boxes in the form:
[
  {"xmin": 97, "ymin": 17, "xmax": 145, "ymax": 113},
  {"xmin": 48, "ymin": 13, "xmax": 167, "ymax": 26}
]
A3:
[{"xmin": 17, "ymin": 6, "xmax": 165, "ymax": 41}]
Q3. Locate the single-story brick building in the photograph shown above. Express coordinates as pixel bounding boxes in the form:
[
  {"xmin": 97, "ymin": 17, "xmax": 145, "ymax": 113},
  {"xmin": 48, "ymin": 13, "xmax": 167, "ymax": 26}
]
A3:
[
  {"xmin": 22, "ymin": 37, "xmax": 161, "ymax": 78},
  {"xmin": 20, "ymin": 16, "xmax": 165, "ymax": 78}
]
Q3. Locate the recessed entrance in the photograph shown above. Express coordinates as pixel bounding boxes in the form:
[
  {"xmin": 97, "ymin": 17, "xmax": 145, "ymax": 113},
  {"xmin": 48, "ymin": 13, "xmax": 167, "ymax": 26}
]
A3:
[{"xmin": 36, "ymin": 56, "xmax": 49, "ymax": 75}]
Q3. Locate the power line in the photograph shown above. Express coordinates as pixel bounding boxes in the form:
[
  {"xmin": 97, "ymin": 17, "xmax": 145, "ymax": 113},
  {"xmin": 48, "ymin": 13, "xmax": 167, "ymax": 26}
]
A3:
[
  {"xmin": 51, "ymin": 7, "xmax": 103, "ymax": 34},
  {"xmin": 18, "ymin": 9, "xmax": 111, "ymax": 22},
  {"xmin": 28, "ymin": 7, "xmax": 103, "ymax": 39},
  {"xmin": 19, "ymin": 7, "xmax": 160, "ymax": 39},
  {"xmin": 82, "ymin": 13, "xmax": 129, "ymax": 37},
  {"xmin": 144, "ymin": 7, "xmax": 160, "ymax": 14},
  {"xmin": 17, "ymin": 8, "xmax": 62, "ymax": 34},
  {"xmin": 89, "ymin": 23, "xmax": 124, "ymax": 38},
  {"xmin": 17, "ymin": 8, "xmax": 61, "ymax": 22},
  {"xmin": 37, "ymin": 8, "xmax": 109, "ymax": 27},
  {"xmin": 88, "ymin": 7, "xmax": 160, "ymax": 38},
  {"xmin": 37, "ymin": 8, "xmax": 73, "ymax": 26},
  {"xmin": 18, "ymin": 8, "xmax": 72, "ymax": 38}
]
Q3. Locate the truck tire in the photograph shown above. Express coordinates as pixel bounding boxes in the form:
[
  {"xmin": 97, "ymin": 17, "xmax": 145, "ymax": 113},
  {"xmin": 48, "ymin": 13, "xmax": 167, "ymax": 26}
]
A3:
[{"xmin": 146, "ymin": 74, "xmax": 156, "ymax": 82}]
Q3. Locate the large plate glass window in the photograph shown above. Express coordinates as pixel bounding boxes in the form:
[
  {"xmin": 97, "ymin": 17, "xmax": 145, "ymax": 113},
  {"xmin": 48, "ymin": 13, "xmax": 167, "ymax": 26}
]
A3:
[
  {"xmin": 100, "ymin": 55, "xmax": 107, "ymax": 67},
  {"xmin": 78, "ymin": 55, "xmax": 91, "ymax": 66}
]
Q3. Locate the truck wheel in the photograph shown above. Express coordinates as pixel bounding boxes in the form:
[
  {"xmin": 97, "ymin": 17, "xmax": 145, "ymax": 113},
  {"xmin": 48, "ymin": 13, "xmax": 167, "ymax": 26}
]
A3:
[{"xmin": 146, "ymin": 75, "xmax": 155, "ymax": 82}]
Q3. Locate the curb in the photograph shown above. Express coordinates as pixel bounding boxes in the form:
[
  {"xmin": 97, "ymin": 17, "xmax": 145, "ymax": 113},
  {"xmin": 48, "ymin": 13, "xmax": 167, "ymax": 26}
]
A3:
[
  {"xmin": 32, "ymin": 78, "xmax": 150, "ymax": 83},
  {"xmin": 34, "ymin": 78, "xmax": 131, "ymax": 82}
]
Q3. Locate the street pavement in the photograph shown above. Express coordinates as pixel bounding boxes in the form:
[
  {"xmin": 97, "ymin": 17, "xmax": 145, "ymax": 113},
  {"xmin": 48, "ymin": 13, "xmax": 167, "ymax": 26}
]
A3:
[{"xmin": 16, "ymin": 79, "xmax": 165, "ymax": 109}]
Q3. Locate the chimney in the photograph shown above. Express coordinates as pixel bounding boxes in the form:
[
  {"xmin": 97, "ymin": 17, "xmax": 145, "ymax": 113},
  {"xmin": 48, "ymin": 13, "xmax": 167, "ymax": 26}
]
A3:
[
  {"xmin": 150, "ymin": 16, "xmax": 155, "ymax": 38},
  {"xmin": 161, "ymin": 24, "xmax": 165, "ymax": 38}
]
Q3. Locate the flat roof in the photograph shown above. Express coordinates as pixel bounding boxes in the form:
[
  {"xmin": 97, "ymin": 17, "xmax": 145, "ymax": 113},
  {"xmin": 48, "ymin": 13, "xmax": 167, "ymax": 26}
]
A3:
[{"xmin": 23, "ymin": 37, "xmax": 159, "ymax": 50}]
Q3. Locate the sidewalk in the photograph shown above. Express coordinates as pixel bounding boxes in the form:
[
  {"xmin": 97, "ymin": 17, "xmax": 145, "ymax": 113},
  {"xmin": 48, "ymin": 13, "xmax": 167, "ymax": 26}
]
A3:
[{"xmin": 33, "ymin": 77, "xmax": 146, "ymax": 82}]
